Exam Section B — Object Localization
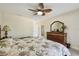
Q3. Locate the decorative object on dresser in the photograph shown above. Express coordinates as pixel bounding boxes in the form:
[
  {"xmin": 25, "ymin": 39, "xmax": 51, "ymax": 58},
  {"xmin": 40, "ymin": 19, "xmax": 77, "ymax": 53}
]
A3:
[
  {"xmin": 47, "ymin": 21, "xmax": 70, "ymax": 48},
  {"xmin": 2, "ymin": 25, "xmax": 11, "ymax": 39}
]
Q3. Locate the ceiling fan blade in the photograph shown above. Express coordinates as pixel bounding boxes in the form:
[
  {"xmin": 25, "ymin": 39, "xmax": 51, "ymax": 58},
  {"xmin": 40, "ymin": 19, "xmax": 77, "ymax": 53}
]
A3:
[
  {"xmin": 43, "ymin": 9, "xmax": 52, "ymax": 13},
  {"xmin": 33, "ymin": 13, "xmax": 37, "ymax": 15},
  {"xmin": 39, "ymin": 3, "xmax": 44, "ymax": 9},
  {"xmin": 28, "ymin": 9, "xmax": 37, "ymax": 12}
]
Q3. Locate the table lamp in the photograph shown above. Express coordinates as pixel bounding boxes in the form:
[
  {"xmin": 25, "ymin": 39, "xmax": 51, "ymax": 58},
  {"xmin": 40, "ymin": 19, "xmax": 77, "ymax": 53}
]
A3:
[{"xmin": 2, "ymin": 25, "xmax": 11, "ymax": 38}]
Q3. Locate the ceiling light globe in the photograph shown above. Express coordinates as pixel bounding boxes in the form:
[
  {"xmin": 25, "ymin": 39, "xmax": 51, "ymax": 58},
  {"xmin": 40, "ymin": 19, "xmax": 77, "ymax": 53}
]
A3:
[{"xmin": 37, "ymin": 11, "xmax": 43, "ymax": 15}]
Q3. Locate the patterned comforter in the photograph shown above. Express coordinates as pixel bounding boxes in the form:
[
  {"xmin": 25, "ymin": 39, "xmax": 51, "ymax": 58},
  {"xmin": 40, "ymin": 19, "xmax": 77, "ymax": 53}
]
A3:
[{"xmin": 0, "ymin": 37, "xmax": 71, "ymax": 56}]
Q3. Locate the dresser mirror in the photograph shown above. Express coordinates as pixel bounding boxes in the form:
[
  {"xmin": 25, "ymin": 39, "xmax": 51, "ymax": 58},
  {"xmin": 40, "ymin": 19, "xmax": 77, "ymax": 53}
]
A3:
[{"xmin": 50, "ymin": 21, "xmax": 65, "ymax": 33}]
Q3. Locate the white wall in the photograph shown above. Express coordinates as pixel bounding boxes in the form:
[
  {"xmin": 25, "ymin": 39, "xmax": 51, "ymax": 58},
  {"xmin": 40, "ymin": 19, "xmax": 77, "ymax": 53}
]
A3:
[
  {"xmin": 38, "ymin": 9, "xmax": 79, "ymax": 50},
  {"xmin": 1, "ymin": 12, "xmax": 34, "ymax": 38}
]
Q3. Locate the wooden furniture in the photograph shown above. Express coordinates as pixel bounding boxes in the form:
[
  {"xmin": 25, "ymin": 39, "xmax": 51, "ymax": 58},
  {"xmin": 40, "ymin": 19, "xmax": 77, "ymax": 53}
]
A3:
[
  {"xmin": 47, "ymin": 21, "xmax": 68, "ymax": 46},
  {"xmin": 47, "ymin": 32, "xmax": 67, "ymax": 45}
]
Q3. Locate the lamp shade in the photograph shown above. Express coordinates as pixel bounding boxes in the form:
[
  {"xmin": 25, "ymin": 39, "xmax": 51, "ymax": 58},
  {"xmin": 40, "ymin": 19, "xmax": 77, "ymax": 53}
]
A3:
[{"xmin": 2, "ymin": 25, "xmax": 11, "ymax": 31}]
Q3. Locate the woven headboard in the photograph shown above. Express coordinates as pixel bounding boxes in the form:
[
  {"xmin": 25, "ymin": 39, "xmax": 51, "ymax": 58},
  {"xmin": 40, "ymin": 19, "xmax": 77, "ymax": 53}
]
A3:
[{"xmin": 0, "ymin": 25, "xmax": 1, "ymax": 39}]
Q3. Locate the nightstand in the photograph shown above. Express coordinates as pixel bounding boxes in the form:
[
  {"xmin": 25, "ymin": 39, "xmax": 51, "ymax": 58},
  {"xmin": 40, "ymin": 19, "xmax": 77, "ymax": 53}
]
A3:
[{"xmin": 65, "ymin": 43, "xmax": 71, "ymax": 48}]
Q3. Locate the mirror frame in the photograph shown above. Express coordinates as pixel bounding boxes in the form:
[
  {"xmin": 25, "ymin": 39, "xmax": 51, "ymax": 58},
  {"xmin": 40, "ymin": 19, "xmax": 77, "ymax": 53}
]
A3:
[{"xmin": 50, "ymin": 21, "xmax": 64, "ymax": 33}]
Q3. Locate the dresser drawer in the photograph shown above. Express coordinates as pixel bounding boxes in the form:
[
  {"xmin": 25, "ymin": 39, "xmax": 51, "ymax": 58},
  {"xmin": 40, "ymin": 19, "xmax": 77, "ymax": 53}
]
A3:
[{"xmin": 47, "ymin": 32, "xmax": 67, "ymax": 45}]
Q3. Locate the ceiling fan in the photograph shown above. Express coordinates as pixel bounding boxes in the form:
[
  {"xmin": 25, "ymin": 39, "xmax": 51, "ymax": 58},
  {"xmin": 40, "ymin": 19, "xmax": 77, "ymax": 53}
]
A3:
[{"xmin": 28, "ymin": 3, "xmax": 52, "ymax": 16}]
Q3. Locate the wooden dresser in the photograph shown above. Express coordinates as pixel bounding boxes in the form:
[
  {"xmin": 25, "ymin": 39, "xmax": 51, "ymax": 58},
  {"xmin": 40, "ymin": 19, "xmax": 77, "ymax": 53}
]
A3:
[{"xmin": 47, "ymin": 32, "xmax": 67, "ymax": 45}]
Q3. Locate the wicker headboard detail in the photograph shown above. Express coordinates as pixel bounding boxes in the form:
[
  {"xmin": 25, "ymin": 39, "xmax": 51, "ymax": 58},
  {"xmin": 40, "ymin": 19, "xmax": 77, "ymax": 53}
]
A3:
[{"xmin": 0, "ymin": 25, "xmax": 1, "ymax": 39}]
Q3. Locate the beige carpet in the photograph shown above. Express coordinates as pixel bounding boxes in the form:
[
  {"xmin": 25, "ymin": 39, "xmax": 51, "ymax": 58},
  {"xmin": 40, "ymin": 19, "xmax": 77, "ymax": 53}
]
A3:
[{"xmin": 69, "ymin": 48, "xmax": 79, "ymax": 56}]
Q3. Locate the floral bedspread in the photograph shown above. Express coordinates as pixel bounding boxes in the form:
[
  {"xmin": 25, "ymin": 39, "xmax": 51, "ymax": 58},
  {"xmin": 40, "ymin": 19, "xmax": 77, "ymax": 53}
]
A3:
[{"xmin": 0, "ymin": 37, "xmax": 71, "ymax": 56}]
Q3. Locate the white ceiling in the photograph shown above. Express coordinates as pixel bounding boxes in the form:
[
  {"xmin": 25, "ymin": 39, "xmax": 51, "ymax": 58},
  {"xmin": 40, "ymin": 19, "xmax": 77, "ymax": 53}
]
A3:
[{"xmin": 0, "ymin": 3, "xmax": 79, "ymax": 20}]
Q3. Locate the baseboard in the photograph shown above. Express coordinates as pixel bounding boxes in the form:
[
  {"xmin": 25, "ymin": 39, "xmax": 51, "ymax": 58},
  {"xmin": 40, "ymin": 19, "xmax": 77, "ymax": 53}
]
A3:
[{"xmin": 71, "ymin": 46, "xmax": 79, "ymax": 51}]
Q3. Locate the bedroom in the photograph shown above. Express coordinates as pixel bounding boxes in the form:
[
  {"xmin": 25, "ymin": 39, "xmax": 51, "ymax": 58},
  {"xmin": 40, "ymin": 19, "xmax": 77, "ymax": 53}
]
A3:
[{"xmin": 0, "ymin": 3, "xmax": 79, "ymax": 56}]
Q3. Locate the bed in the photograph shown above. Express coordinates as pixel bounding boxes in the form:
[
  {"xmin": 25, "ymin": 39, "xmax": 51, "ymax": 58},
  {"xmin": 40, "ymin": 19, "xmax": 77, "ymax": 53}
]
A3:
[
  {"xmin": 0, "ymin": 36, "xmax": 70, "ymax": 56},
  {"xmin": 0, "ymin": 25, "xmax": 70, "ymax": 56}
]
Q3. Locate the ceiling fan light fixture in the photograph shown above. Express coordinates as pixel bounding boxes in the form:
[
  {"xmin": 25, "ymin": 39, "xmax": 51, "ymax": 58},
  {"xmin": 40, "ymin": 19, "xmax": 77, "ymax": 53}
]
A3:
[
  {"xmin": 37, "ymin": 11, "xmax": 43, "ymax": 15},
  {"xmin": 28, "ymin": 3, "xmax": 52, "ymax": 16}
]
